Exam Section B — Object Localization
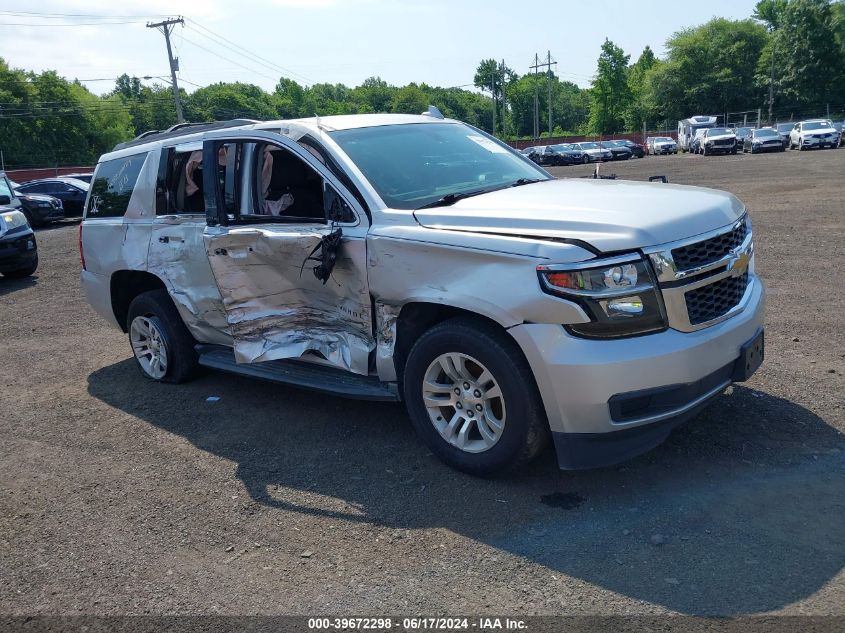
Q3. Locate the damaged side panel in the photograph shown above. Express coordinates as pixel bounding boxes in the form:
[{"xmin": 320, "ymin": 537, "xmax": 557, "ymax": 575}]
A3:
[{"xmin": 204, "ymin": 225, "xmax": 374, "ymax": 374}]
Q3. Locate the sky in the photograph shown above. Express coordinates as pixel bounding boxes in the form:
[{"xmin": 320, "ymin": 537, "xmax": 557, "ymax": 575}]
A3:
[{"xmin": 0, "ymin": 0, "xmax": 762, "ymax": 95}]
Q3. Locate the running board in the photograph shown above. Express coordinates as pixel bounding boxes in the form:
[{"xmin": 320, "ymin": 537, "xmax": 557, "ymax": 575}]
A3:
[{"xmin": 196, "ymin": 346, "xmax": 400, "ymax": 402}]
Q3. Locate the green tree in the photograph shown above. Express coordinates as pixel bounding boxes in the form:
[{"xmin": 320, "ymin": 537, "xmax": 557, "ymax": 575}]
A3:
[
  {"xmin": 391, "ymin": 84, "xmax": 429, "ymax": 114},
  {"xmin": 625, "ymin": 46, "xmax": 658, "ymax": 131},
  {"xmin": 588, "ymin": 39, "xmax": 631, "ymax": 134},
  {"xmin": 755, "ymin": 0, "xmax": 845, "ymax": 109},
  {"xmin": 641, "ymin": 18, "xmax": 767, "ymax": 123}
]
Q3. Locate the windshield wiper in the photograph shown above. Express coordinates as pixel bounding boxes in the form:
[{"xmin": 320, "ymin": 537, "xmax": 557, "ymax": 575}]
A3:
[
  {"xmin": 511, "ymin": 178, "xmax": 542, "ymax": 187},
  {"xmin": 415, "ymin": 189, "xmax": 491, "ymax": 209}
]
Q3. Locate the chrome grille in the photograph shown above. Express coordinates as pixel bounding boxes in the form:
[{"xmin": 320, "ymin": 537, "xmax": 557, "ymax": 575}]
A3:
[
  {"xmin": 685, "ymin": 272, "xmax": 749, "ymax": 325},
  {"xmin": 671, "ymin": 220, "xmax": 747, "ymax": 270}
]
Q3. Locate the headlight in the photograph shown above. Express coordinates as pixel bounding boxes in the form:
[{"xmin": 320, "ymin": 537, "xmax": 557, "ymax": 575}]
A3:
[
  {"xmin": 35, "ymin": 201, "xmax": 52, "ymax": 207},
  {"xmin": 0, "ymin": 210, "xmax": 30, "ymax": 233},
  {"xmin": 537, "ymin": 254, "xmax": 667, "ymax": 338}
]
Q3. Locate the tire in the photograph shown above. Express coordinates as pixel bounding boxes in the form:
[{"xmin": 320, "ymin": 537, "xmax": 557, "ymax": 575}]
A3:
[
  {"xmin": 402, "ymin": 317, "xmax": 550, "ymax": 476},
  {"xmin": 582, "ymin": 155, "xmax": 589, "ymax": 164},
  {"xmin": 2, "ymin": 255, "xmax": 38, "ymax": 278},
  {"xmin": 126, "ymin": 289, "xmax": 199, "ymax": 384}
]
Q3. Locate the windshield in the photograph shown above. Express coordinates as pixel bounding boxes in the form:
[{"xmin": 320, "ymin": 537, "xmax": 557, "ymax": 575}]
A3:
[
  {"xmin": 549, "ymin": 144, "xmax": 569, "ymax": 152},
  {"xmin": 802, "ymin": 121, "xmax": 828, "ymax": 130},
  {"xmin": 578, "ymin": 142, "xmax": 598, "ymax": 149},
  {"xmin": 708, "ymin": 128, "xmax": 731, "ymax": 136},
  {"xmin": 329, "ymin": 123, "xmax": 548, "ymax": 210},
  {"xmin": 754, "ymin": 129, "xmax": 779, "ymax": 138},
  {"xmin": 655, "ymin": 137, "xmax": 674, "ymax": 142},
  {"xmin": 776, "ymin": 123, "xmax": 793, "ymax": 132},
  {"xmin": 736, "ymin": 128, "xmax": 751, "ymax": 135}
]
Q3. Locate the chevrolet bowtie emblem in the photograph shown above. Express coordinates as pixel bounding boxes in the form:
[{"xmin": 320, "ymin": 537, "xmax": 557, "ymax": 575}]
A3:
[{"xmin": 727, "ymin": 249, "xmax": 750, "ymax": 277}]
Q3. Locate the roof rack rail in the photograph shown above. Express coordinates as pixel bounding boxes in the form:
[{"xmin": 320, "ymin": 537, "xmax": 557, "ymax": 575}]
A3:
[{"xmin": 112, "ymin": 118, "xmax": 261, "ymax": 151}]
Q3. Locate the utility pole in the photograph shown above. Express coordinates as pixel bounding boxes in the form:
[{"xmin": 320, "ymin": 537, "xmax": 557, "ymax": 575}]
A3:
[
  {"xmin": 499, "ymin": 59, "xmax": 508, "ymax": 138},
  {"xmin": 767, "ymin": 39, "xmax": 775, "ymax": 125},
  {"xmin": 530, "ymin": 52, "xmax": 556, "ymax": 138},
  {"xmin": 531, "ymin": 53, "xmax": 540, "ymax": 139},
  {"xmin": 546, "ymin": 51, "xmax": 556, "ymax": 137},
  {"xmin": 147, "ymin": 17, "xmax": 185, "ymax": 123}
]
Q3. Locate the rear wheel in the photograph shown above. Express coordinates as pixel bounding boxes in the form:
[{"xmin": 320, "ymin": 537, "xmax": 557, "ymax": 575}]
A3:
[
  {"xmin": 127, "ymin": 289, "xmax": 199, "ymax": 383},
  {"xmin": 403, "ymin": 318, "xmax": 549, "ymax": 476}
]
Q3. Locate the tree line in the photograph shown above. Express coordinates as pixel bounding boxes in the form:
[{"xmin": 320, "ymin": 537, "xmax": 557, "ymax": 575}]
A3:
[{"xmin": 0, "ymin": 0, "xmax": 842, "ymax": 168}]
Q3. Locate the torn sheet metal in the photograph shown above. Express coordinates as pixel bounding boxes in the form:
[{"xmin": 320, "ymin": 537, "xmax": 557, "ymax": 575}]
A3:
[
  {"xmin": 204, "ymin": 225, "xmax": 374, "ymax": 374},
  {"xmin": 374, "ymin": 302, "xmax": 401, "ymax": 382}
]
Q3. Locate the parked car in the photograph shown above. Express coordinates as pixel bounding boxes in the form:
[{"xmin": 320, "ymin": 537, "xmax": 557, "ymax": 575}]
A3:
[
  {"xmin": 62, "ymin": 172, "xmax": 94, "ymax": 183},
  {"xmin": 697, "ymin": 128, "xmax": 737, "ymax": 155},
  {"xmin": 525, "ymin": 145, "xmax": 573, "ymax": 167},
  {"xmin": 690, "ymin": 130, "xmax": 707, "ymax": 154},
  {"xmin": 81, "ymin": 113, "xmax": 764, "ymax": 476},
  {"xmin": 610, "ymin": 139, "xmax": 645, "ymax": 158},
  {"xmin": 548, "ymin": 143, "xmax": 585, "ymax": 164},
  {"xmin": 15, "ymin": 177, "xmax": 89, "ymax": 216},
  {"xmin": 833, "ymin": 122, "xmax": 843, "ymax": 147},
  {"xmin": 734, "ymin": 127, "xmax": 754, "ymax": 148},
  {"xmin": 571, "ymin": 141, "xmax": 612, "ymax": 162},
  {"xmin": 774, "ymin": 122, "xmax": 794, "ymax": 148},
  {"xmin": 0, "ymin": 207, "xmax": 38, "ymax": 278},
  {"xmin": 648, "ymin": 137, "xmax": 678, "ymax": 155},
  {"xmin": 743, "ymin": 128, "xmax": 786, "ymax": 154},
  {"xmin": 598, "ymin": 142, "xmax": 633, "ymax": 160},
  {"xmin": 789, "ymin": 120, "xmax": 840, "ymax": 150},
  {"xmin": 7, "ymin": 179, "xmax": 64, "ymax": 226}
]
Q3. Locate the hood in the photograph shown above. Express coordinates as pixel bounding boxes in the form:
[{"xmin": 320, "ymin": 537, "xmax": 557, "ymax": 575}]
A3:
[
  {"xmin": 413, "ymin": 179, "xmax": 745, "ymax": 253},
  {"xmin": 805, "ymin": 126, "xmax": 837, "ymax": 135},
  {"xmin": 707, "ymin": 133, "xmax": 736, "ymax": 140}
]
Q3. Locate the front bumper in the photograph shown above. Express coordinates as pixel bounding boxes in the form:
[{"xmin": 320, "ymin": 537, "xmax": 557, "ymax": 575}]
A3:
[
  {"xmin": 0, "ymin": 228, "xmax": 38, "ymax": 272},
  {"xmin": 29, "ymin": 204, "xmax": 64, "ymax": 224},
  {"xmin": 509, "ymin": 276, "xmax": 765, "ymax": 469},
  {"xmin": 801, "ymin": 136, "xmax": 837, "ymax": 148}
]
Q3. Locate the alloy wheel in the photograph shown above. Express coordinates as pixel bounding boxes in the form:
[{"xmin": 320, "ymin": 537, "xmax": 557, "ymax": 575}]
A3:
[
  {"xmin": 421, "ymin": 352, "xmax": 506, "ymax": 453},
  {"xmin": 130, "ymin": 316, "xmax": 169, "ymax": 379}
]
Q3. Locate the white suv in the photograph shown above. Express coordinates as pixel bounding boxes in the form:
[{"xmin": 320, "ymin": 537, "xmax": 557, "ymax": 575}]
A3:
[
  {"xmin": 80, "ymin": 113, "xmax": 765, "ymax": 475},
  {"xmin": 789, "ymin": 119, "xmax": 840, "ymax": 150}
]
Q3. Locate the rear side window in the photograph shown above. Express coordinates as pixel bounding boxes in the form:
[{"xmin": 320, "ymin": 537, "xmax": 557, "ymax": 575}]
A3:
[{"xmin": 86, "ymin": 153, "xmax": 146, "ymax": 218}]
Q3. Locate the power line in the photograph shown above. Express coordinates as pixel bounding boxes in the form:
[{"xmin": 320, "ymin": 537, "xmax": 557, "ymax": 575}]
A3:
[
  {"xmin": 179, "ymin": 35, "xmax": 281, "ymax": 84},
  {"xmin": 185, "ymin": 19, "xmax": 316, "ymax": 85},
  {"xmin": 0, "ymin": 20, "xmax": 145, "ymax": 26},
  {"xmin": 0, "ymin": 10, "xmax": 169, "ymax": 19}
]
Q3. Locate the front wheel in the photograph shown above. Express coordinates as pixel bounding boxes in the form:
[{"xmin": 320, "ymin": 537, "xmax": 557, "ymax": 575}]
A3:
[
  {"xmin": 403, "ymin": 318, "xmax": 549, "ymax": 476},
  {"xmin": 582, "ymin": 155, "xmax": 589, "ymax": 164},
  {"xmin": 127, "ymin": 289, "xmax": 199, "ymax": 383}
]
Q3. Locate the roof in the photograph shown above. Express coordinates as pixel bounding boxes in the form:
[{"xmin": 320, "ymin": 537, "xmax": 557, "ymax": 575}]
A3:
[
  {"xmin": 262, "ymin": 113, "xmax": 456, "ymax": 132},
  {"xmin": 112, "ymin": 119, "xmax": 260, "ymax": 151}
]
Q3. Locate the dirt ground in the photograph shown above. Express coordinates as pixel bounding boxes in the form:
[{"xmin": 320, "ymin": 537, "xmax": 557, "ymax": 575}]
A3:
[{"xmin": 0, "ymin": 148, "xmax": 843, "ymax": 617}]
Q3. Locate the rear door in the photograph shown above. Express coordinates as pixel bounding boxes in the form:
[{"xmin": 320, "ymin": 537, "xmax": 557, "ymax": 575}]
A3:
[
  {"xmin": 146, "ymin": 142, "xmax": 231, "ymax": 346},
  {"xmin": 201, "ymin": 130, "xmax": 374, "ymax": 375}
]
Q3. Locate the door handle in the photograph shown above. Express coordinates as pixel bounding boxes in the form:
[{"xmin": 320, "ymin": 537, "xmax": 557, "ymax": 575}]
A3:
[{"xmin": 158, "ymin": 236, "xmax": 184, "ymax": 244}]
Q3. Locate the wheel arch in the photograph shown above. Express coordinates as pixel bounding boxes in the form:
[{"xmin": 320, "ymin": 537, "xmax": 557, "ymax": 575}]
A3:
[
  {"xmin": 392, "ymin": 301, "xmax": 515, "ymax": 384},
  {"xmin": 110, "ymin": 270, "xmax": 167, "ymax": 332}
]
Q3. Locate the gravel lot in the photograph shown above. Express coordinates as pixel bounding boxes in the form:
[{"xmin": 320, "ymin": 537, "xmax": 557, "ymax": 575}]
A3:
[{"xmin": 1, "ymin": 148, "xmax": 843, "ymax": 617}]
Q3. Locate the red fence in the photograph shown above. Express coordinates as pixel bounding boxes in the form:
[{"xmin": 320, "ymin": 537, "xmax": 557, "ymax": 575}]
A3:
[{"xmin": 4, "ymin": 166, "xmax": 95, "ymax": 183}]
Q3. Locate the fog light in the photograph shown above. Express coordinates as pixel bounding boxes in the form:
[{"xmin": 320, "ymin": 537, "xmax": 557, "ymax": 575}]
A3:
[
  {"xmin": 601, "ymin": 296, "xmax": 645, "ymax": 318},
  {"xmin": 26, "ymin": 240, "xmax": 35, "ymax": 250}
]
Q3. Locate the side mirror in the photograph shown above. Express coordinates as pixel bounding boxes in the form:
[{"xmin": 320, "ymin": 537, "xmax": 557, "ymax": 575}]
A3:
[
  {"xmin": 324, "ymin": 184, "xmax": 356, "ymax": 223},
  {"xmin": 0, "ymin": 195, "xmax": 10, "ymax": 205}
]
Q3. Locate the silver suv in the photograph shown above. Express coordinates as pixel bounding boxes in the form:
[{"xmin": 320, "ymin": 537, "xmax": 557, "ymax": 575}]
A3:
[{"xmin": 80, "ymin": 113, "xmax": 765, "ymax": 475}]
